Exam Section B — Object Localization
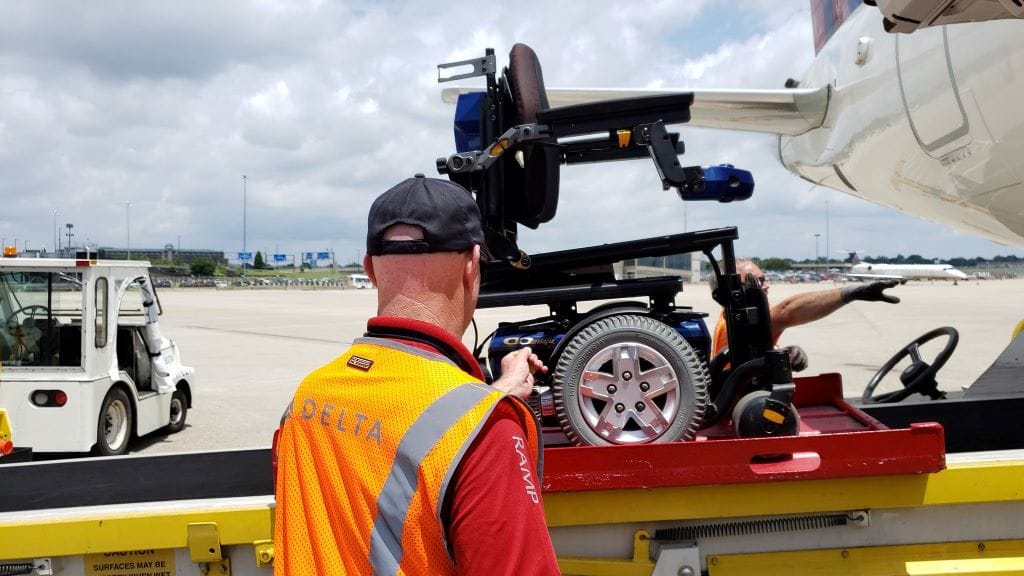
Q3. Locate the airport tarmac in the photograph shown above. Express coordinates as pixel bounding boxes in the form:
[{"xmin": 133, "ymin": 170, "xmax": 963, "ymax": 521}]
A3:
[{"xmin": 134, "ymin": 277, "xmax": 1024, "ymax": 455}]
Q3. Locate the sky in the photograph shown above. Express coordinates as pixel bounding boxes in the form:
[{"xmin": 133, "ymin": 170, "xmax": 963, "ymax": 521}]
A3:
[{"xmin": 1, "ymin": 0, "xmax": 1021, "ymax": 265}]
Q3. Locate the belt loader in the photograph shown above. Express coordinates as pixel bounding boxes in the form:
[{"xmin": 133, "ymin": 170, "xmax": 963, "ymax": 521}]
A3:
[{"xmin": 4, "ymin": 376, "xmax": 1024, "ymax": 576}]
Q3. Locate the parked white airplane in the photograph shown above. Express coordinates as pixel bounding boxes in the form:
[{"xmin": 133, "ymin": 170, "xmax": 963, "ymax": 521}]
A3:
[
  {"xmin": 443, "ymin": 0, "xmax": 1024, "ymax": 248},
  {"xmin": 837, "ymin": 250, "xmax": 969, "ymax": 282},
  {"xmin": 848, "ymin": 261, "xmax": 969, "ymax": 282}
]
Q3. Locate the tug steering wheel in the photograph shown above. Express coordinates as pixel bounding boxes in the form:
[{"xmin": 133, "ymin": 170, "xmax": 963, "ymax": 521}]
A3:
[
  {"xmin": 5, "ymin": 305, "xmax": 50, "ymax": 331},
  {"xmin": 862, "ymin": 326, "xmax": 958, "ymax": 404}
]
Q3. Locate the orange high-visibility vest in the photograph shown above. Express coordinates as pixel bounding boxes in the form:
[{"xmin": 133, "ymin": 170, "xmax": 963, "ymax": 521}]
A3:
[
  {"xmin": 712, "ymin": 310, "xmax": 728, "ymax": 357},
  {"xmin": 274, "ymin": 338, "xmax": 541, "ymax": 576}
]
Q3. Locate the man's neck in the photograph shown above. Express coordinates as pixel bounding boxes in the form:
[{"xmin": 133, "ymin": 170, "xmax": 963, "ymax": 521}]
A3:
[{"xmin": 377, "ymin": 295, "xmax": 465, "ymax": 340}]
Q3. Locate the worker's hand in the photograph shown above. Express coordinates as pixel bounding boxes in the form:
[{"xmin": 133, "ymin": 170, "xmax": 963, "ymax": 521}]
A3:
[
  {"xmin": 841, "ymin": 280, "xmax": 900, "ymax": 304},
  {"xmin": 782, "ymin": 345, "xmax": 808, "ymax": 372},
  {"xmin": 492, "ymin": 346, "xmax": 547, "ymax": 400}
]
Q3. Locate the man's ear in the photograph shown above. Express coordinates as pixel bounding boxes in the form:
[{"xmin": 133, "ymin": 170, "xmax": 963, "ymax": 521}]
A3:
[
  {"xmin": 463, "ymin": 245, "xmax": 481, "ymax": 290},
  {"xmin": 363, "ymin": 254, "xmax": 377, "ymax": 285}
]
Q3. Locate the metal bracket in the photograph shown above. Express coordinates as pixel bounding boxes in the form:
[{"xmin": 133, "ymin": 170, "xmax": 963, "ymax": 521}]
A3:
[
  {"xmin": 848, "ymin": 509, "xmax": 871, "ymax": 527},
  {"xmin": 253, "ymin": 540, "xmax": 274, "ymax": 568},
  {"xmin": 652, "ymin": 542, "xmax": 701, "ymax": 576},
  {"xmin": 188, "ymin": 522, "xmax": 231, "ymax": 575},
  {"xmin": 438, "ymin": 53, "xmax": 496, "ymax": 82},
  {"xmin": 632, "ymin": 529, "xmax": 652, "ymax": 563},
  {"xmin": 199, "ymin": 558, "xmax": 231, "ymax": 576},
  {"xmin": 439, "ymin": 123, "xmax": 552, "ymax": 175},
  {"xmin": 633, "ymin": 121, "xmax": 694, "ymax": 192}
]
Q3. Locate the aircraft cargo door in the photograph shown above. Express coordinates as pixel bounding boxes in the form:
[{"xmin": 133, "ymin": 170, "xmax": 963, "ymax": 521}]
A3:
[{"xmin": 896, "ymin": 26, "xmax": 971, "ymax": 158}]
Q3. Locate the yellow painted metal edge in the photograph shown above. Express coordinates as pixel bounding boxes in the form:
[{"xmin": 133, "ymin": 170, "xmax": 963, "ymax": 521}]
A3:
[
  {"xmin": 545, "ymin": 459, "xmax": 1024, "ymax": 527},
  {"xmin": 0, "ymin": 504, "xmax": 273, "ymax": 560},
  {"xmin": 707, "ymin": 538, "xmax": 1024, "ymax": 576},
  {"xmin": 5, "ymin": 458, "xmax": 1024, "ymax": 561},
  {"xmin": 558, "ymin": 556, "xmax": 654, "ymax": 576},
  {"xmin": 558, "ymin": 530, "xmax": 654, "ymax": 576}
]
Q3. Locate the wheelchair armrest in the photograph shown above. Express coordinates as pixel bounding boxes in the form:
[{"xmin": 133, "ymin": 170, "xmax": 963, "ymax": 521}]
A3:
[{"xmin": 537, "ymin": 92, "xmax": 693, "ymax": 137}]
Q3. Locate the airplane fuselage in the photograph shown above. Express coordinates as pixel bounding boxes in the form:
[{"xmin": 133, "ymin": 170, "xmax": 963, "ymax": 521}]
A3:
[
  {"xmin": 782, "ymin": 7, "xmax": 1024, "ymax": 248},
  {"xmin": 849, "ymin": 261, "xmax": 969, "ymax": 280}
]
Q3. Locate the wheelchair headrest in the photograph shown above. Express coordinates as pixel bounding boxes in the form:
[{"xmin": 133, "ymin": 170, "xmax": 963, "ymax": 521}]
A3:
[
  {"xmin": 508, "ymin": 43, "xmax": 550, "ymax": 125},
  {"xmin": 503, "ymin": 43, "xmax": 559, "ymax": 229}
]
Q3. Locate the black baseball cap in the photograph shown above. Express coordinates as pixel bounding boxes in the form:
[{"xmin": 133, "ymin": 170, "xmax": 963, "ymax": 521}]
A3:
[{"xmin": 366, "ymin": 174, "xmax": 486, "ymax": 256}]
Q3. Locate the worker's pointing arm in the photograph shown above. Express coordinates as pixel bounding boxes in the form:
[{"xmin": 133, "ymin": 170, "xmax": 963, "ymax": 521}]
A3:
[{"xmin": 771, "ymin": 280, "xmax": 900, "ymax": 339}]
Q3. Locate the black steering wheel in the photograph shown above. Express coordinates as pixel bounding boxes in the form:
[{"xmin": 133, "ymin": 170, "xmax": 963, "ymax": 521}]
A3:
[
  {"xmin": 862, "ymin": 327, "xmax": 958, "ymax": 404},
  {"xmin": 5, "ymin": 305, "xmax": 50, "ymax": 331}
]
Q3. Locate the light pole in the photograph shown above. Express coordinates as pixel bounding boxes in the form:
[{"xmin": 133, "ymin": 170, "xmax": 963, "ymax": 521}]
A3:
[
  {"xmin": 52, "ymin": 210, "xmax": 59, "ymax": 255},
  {"xmin": 814, "ymin": 233, "xmax": 821, "ymax": 274},
  {"xmin": 242, "ymin": 175, "xmax": 247, "ymax": 276},
  {"xmin": 825, "ymin": 200, "xmax": 830, "ymax": 273},
  {"xmin": 65, "ymin": 223, "xmax": 74, "ymax": 251},
  {"xmin": 125, "ymin": 201, "xmax": 132, "ymax": 260}
]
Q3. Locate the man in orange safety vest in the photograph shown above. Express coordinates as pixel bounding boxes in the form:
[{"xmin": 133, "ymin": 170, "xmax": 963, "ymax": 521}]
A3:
[{"xmin": 274, "ymin": 175, "xmax": 560, "ymax": 575}]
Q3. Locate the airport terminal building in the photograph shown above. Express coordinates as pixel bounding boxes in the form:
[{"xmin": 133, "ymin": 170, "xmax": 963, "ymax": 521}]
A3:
[{"xmin": 93, "ymin": 244, "xmax": 227, "ymax": 266}]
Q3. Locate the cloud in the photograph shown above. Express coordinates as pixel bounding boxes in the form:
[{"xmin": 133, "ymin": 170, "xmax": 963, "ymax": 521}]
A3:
[
  {"xmin": 0, "ymin": 1, "xmax": 324, "ymax": 81},
  {"xmin": 0, "ymin": 0, "xmax": 1018, "ymax": 262}
]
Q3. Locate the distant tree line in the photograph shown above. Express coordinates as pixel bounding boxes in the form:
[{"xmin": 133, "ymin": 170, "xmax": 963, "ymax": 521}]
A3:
[{"xmin": 752, "ymin": 254, "xmax": 1022, "ymax": 271}]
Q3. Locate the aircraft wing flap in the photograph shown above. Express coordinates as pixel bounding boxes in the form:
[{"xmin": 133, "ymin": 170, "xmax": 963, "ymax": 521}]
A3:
[{"xmin": 442, "ymin": 86, "xmax": 830, "ymax": 136}]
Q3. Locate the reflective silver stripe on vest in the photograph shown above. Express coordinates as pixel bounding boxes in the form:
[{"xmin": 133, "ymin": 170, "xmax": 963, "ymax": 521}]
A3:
[
  {"xmin": 356, "ymin": 336, "xmax": 461, "ymax": 369},
  {"xmin": 368, "ymin": 383, "xmax": 492, "ymax": 576}
]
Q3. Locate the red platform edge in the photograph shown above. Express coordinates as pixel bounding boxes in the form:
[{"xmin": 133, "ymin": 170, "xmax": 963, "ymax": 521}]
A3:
[{"xmin": 542, "ymin": 373, "xmax": 946, "ymax": 493}]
